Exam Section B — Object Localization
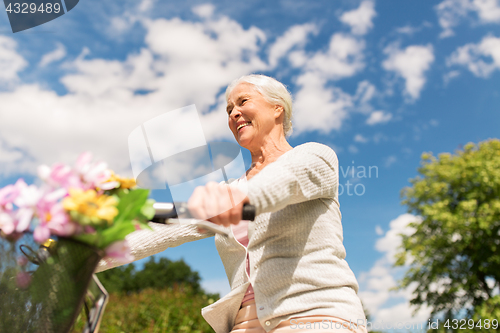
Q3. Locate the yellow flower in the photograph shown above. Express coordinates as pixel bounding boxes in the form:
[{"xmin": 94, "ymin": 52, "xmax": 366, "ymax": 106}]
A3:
[
  {"xmin": 105, "ymin": 171, "xmax": 137, "ymax": 189},
  {"xmin": 63, "ymin": 189, "xmax": 118, "ymax": 225}
]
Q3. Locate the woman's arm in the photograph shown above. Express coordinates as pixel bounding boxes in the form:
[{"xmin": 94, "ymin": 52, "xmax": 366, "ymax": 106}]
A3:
[
  {"xmin": 95, "ymin": 222, "xmax": 214, "ymax": 273},
  {"xmin": 246, "ymin": 142, "xmax": 339, "ymax": 215}
]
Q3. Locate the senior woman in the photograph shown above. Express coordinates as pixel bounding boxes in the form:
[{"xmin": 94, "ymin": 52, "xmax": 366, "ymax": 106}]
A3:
[{"xmin": 96, "ymin": 75, "xmax": 367, "ymax": 333}]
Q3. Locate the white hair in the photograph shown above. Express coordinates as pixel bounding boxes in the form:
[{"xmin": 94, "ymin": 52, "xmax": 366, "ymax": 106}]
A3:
[{"xmin": 225, "ymin": 74, "xmax": 293, "ymax": 137}]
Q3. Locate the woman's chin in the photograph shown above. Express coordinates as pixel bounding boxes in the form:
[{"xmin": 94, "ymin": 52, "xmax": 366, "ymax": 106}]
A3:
[
  {"xmin": 237, "ymin": 138, "xmax": 250, "ymax": 148},
  {"xmin": 237, "ymin": 134, "xmax": 252, "ymax": 148}
]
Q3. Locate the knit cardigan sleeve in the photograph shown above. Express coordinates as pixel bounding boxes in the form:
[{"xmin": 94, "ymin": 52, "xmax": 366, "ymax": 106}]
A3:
[
  {"xmin": 95, "ymin": 223, "xmax": 214, "ymax": 273},
  {"xmin": 246, "ymin": 142, "xmax": 338, "ymax": 216}
]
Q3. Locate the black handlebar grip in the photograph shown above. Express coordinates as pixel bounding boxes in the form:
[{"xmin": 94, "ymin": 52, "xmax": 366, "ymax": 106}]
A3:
[
  {"xmin": 151, "ymin": 202, "xmax": 256, "ymax": 222},
  {"xmin": 242, "ymin": 203, "xmax": 256, "ymax": 221}
]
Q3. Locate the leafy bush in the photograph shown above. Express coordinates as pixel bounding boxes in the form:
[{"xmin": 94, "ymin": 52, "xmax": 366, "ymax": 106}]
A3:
[
  {"xmin": 70, "ymin": 256, "xmax": 220, "ymax": 332},
  {"xmin": 70, "ymin": 284, "xmax": 217, "ymax": 333}
]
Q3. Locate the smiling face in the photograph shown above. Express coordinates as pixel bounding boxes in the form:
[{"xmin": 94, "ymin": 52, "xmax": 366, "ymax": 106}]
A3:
[{"xmin": 226, "ymin": 83, "xmax": 283, "ymax": 150}]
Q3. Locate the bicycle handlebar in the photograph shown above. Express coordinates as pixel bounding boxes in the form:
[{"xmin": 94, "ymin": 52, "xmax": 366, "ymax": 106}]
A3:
[{"xmin": 151, "ymin": 202, "xmax": 256, "ymax": 223}]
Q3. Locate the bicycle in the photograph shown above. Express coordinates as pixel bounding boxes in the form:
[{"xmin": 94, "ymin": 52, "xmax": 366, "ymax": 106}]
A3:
[{"xmin": 0, "ymin": 202, "xmax": 255, "ymax": 333}]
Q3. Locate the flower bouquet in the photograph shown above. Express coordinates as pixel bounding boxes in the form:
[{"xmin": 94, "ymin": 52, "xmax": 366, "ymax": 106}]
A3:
[{"xmin": 0, "ymin": 153, "xmax": 154, "ymax": 333}]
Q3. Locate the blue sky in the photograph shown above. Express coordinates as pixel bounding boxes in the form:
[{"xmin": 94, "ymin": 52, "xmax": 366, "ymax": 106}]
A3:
[{"xmin": 1, "ymin": 0, "xmax": 500, "ymax": 326}]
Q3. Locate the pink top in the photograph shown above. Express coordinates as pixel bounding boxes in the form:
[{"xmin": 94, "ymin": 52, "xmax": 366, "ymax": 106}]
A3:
[{"xmin": 231, "ymin": 220, "xmax": 254, "ymax": 304}]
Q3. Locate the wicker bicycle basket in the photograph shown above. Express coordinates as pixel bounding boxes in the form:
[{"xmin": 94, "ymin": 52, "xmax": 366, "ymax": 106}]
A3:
[{"xmin": 0, "ymin": 233, "xmax": 103, "ymax": 333}]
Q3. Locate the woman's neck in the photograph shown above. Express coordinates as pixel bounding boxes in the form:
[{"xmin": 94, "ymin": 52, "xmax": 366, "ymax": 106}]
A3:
[{"xmin": 246, "ymin": 136, "xmax": 292, "ymax": 179}]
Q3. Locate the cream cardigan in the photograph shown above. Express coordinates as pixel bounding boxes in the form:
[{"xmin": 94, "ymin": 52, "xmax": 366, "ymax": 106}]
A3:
[{"xmin": 96, "ymin": 142, "xmax": 366, "ymax": 333}]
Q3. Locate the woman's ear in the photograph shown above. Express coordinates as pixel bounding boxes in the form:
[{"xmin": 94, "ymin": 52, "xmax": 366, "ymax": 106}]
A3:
[{"xmin": 274, "ymin": 105, "xmax": 284, "ymax": 119}]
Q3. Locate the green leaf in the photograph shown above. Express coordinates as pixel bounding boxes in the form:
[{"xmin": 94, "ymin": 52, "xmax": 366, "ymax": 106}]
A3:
[
  {"xmin": 140, "ymin": 199, "xmax": 156, "ymax": 220},
  {"xmin": 113, "ymin": 189, "xmax": 150, "ymax": 225},
  {"xmin": 73, "ymin": 233, "xmax": 101, "ymax": 247},
  {"xmin": 99, "ymin": 223, "xmax": 137, "ymax": 249}
]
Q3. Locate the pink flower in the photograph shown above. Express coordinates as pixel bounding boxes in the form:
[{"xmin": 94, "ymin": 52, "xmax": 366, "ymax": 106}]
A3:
[
  {"xmin": 74, "ymin": 152, "xmax": 93, "ymax": 174},
  {"xmin": 0, "ymin": 179, "xmax": 24, "ymax": 208},
  {"xmin": 0, "ymin": 181, "xmax": 25, "ymax": 235},
  {"xmin": 17, "ymin": 255, "xmax": 29, "ymax": 267},
  {"xmin": 34, "ymin": 200, "xmax": 73, "ymax": 243},
  {"xmin": 33, "ymin": 225, "xmax": 51, "ymax": 243},
  {"xmin": 84, "ymin": 226, "xmax": 95, "ymax": 233},
  {"xmin": 0, "ymin": 210, "xmax": 16, "ymax": 235},
  {"xmin": 13, "ymin": 182, "xmax": 43, "ymax": 233},
  {"xmin": 38, "ymin": 163, "xmax": 81, "ymax": 190},
  {"xmin": 16, "ymin": 271, "xmax": 32, "ymax": 289},
  {"xmin": 104, "ymin": 240, "xmax": 134, "ymax": 264},
  {"xmin": 47, "ymin": 204, "xmax": 77, "ymax": 236},
  {"xmin": 9, "ymin": 181, "xmax": 72, "ymax": 242},
  {"xmin": 74, "ymin": 152, "xmax": 111, "ymax": 189},
  {"xmin": 0, "ymin": 185, "xmax": 16, "ymax": 206},
  {"xmin": 38, "ymin": 152, "xmax": 111, "ymax": 191}
]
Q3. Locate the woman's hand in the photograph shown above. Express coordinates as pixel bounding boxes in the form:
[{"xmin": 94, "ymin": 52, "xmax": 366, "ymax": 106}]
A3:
[{"xmin": 187, "ymin": 181, "xmax": 249, "ymax": 227}]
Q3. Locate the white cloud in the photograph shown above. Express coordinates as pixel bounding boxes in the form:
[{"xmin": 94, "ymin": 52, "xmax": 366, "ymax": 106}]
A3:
[
  {"xmin": 395, "ymin": 21, "xmax": 433, "ymax": 35},
  {"xmin": 0, "ymin": 84, "xmax": 143, "ymax": 176},
  {"xmin": 0, "ymin": 139, "xmax": 34, "ymax": 175},
  {"xmin": 109, "ymin": 17, "xmax": 132, "ymax": 35},
  {"xmin": 435, "ymin": 0, "xmax": 473, "ymax": 38},
  {"xmin": 60, "ymin": 14, "xmax": 267, "ymax": 109},
  {"xmin": 443, "ymin": 70, "xmax": 461, "ymax": 84},
  {"xmin": 358, "ymin": 214, "xmax": 432, "ymax": 324},
  {"xmin": 0, "ymin": 14, "xmax": 267, "ymax": 178},
  {"xmin": 288, "ymin": 32, "xmax": 365, "ymax": 79},
  {"xmin": 305, "ymin": 33, "xmax": 366, "ymax": 79},
  {"xmin": 288, "ymin": 50, "xmax": 309, "ymax": 68},
  {"xmin": 429, "ymin": 119, "xmax": 439, "ymax": 127},
  {"xmin": 382, "ymin": 44, "xmax": 435, "ymax": 100},
  {"xmin": 447, "ymin": 35, "xmax": 500, "ymax": 77},
  {"xmin": 0, "ymin": 9, "xmax": 368, "ymax": 176},
  {"xmin": 396, "ymin": 25, "xmax": 420, "ymax": 35},
  {"xmin": 39, "ymin": 43, "xmax": 66, "ymax": 67},
  {"xmin": 435, "ymin": 0, "xmax": 500, "ymax": 38},
  {"xmin": 340, "ymin": 1, "xmax": 377, "ymax": 35},
  {"xmin": 106, "ymin": 0, "xmax": 155, "ymax": 37},
  {"xmin": 138, "ymin": 0, "xmax": 155, "ymax": 12},
  {"xmin": 292, "ymin": 72, "xmax": 353, "ymax": 134},
  {"xmin": 268, "ymin": 23, "xmax": 318, "ymax": 67},
  {"xmin": 354, "ymin": 134, "xmax": 369, "ymax": 143},
  {"xmin": 474, "ymin": 0, "xmax": 500, "ymax": 22},
  {"xmin": 358, "ymin": 259, "xmax": 396, "ymax": 313},
  {"xmin": 192, "ymin": 3, "xmax": 215, "ymax": 18},
  {"xmin": 375, "ymin": 225, "xmax": 383, "ymax": 235},
  {"xmin": 353, "ymin": 80, "xmax": 377, "ymax": 115},
  {"xmin": 288, "ymin": 32, "xmax": 366, "ymax": 134},
  {"xmin": 0, "ymin": 36, "xmax": 27, "ymax": 86},
  {"xmin": 375, "ymin": 301, "xmax": 432, "ymax": 327},
  {"xmin": 348, "ymin": 145, "xmax": 359, "ymax": 154},
  {"xmin": 366, "ymin": 110, "xmax": 392, "ymax": 125},
  {"xmin": 374, "ymin": 214, "xmax": 419, "ymax": 262},
  {"xmin": 384, "ymin": 155, "xmax": 397, "ymax": 167},
  {"xmin": 144, "ymin": 17, "xmax": 266, "ymax": 67},
  {"xmin": 355, "ymin": 81, "xmax": 376, "ymax": 105}
]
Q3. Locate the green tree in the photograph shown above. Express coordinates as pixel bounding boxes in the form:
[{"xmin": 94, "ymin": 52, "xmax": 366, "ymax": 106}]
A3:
[
  {"xmin": 396, "ymin": 139, "xmax": 500, "ymax": 322},
  {"xmin": 96, "ymin": 256, "xmax": 208, "ymax": 296},
  {"xmin": 95, "ymin": 263, "xmax": 136, "ymax": 293},
  {"xmin": 134, "ymin": 257, "xmax": 203, "ymax": 294}
]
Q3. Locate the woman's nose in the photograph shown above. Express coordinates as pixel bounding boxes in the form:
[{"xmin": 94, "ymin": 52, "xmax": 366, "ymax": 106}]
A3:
[{"xmin": 230, "ymin": 108, "xmax": 241, "ymax": 120}]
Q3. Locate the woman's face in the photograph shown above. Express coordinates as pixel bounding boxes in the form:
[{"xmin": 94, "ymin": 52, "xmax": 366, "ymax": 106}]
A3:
[{"xmin": 226, "ymin": 83, "xmax": 281, "ymax": 149}]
